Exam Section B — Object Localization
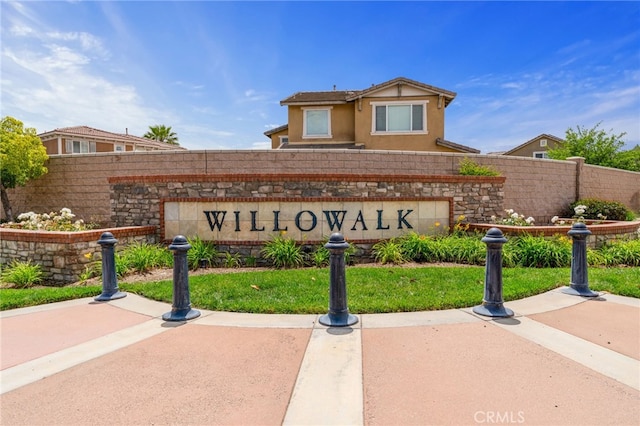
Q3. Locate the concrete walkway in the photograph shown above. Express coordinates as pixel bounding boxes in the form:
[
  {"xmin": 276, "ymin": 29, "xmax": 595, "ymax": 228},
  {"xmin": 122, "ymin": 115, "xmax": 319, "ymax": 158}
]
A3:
[{"xmin": 1, "ymin": 289, "xmax": 638, "ymax": 425}]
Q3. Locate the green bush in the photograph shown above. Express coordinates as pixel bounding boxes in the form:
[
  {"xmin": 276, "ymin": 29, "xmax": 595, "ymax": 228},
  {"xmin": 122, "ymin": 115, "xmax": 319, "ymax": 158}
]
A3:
[
  {"xmin": 117, "ymin": 242, "xmax": 173, "ymax": 275},
  {"xmin": 599, "ymin": 239, "xmax": 640, "ymax": 266},
  {"xmin": 261, "ymin": 235, "xmax": 305, "ymax": 268},
  {"xmin": 459, "ymin": 157, "xmax": 501, "ymax": 176},
  {"xmin": 372, "ymin": 239, "xmax": 407, "ymax": 264},
  {"xmin": 565, "ymin": 199, "xmax": 631, "ymax": 221},
  {"xmin": 222, "ymin": 252, "xmax": 242, "ymax": 268},
  {"xmin": 187, "ymin": 236, "xmax": 218, "ymax": 270},
  {"xmin": 1, "ymin": 260, "xmax": 44, "ymax": 288},
  {"xmin": 508, "ymin": 234, "xmax": 572, "ymax": 268}
]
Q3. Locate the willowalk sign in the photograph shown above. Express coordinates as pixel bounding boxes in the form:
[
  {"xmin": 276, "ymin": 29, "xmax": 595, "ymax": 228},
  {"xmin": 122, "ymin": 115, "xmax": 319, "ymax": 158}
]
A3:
[{"xmin": 164, "ymin": 199, "xmax": 450, "ymax": 242}]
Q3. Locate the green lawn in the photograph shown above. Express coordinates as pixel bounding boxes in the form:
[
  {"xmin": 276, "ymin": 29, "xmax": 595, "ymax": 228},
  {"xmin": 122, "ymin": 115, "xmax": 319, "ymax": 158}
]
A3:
[{"xmin": 1, "ymin": 266, "xmax": 638, "ymax": 312}]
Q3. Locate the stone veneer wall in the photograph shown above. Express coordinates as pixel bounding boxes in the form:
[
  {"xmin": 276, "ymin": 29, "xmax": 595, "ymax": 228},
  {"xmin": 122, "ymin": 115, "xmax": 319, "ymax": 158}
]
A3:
[
  {"xmin": 0, "ymin": 226, "xmax": 156, "ymax": 285},
  {"xmin": 3, "ymin": 150, "xmax": 639, "ymax": 226},
  {"xmin": 108, "ymin": 174, "xmax": 505, "ymax": 239}
]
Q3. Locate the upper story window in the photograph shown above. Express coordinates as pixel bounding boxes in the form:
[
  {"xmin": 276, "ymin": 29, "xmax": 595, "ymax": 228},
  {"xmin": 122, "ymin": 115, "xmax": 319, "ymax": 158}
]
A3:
[
  {"xmin": 303, "ymin": 107, "xmax": 332, "ymax": 138},
  {"xmin": 539, "ymin": 139, "xmax": 548, "ymax": 147},
  {"xmin": 372, "ymin": 101, "xmax": 427, "ymax": 134},
  {"xmin": 533, "ymin": 151, "xmax": 549, "ymax": 159},
  {"xmin": 114, "ymin": 143, "xmax": 125, "ymax": 152},
  {"xmin": 65, "ymin": 140, "xmax": 96, "ymax": 154}
]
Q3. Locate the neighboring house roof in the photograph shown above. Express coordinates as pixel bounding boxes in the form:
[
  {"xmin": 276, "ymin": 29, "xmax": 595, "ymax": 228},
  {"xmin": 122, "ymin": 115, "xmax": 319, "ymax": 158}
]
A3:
[
  {"xmin": 281, "ymin": 76, "xmax": 457, "ymax": 107},
  {"xmin": 436, "ymin": 138, "xmax": 481, "ymax": 154},
  {"xmin": 502, "ymin": 133, "xmax": 563, "ymax": 155},
  {"xmin": 263, "ymin": 124, "xmax": 289, "ymax": 137},
  {"xmin": 38, "ymin": 126, "xmax": 186, "ymax": 151}
]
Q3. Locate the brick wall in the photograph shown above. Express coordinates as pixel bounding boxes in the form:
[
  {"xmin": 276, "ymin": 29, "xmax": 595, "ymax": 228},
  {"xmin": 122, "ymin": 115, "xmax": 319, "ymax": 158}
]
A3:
[{"xmin": 3, "ymin": 150, "xmax": 639, "ymax": 226}]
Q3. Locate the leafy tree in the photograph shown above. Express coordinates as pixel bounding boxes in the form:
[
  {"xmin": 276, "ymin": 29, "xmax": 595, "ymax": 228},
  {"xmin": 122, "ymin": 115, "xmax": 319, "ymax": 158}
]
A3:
[
  {"xmin": 612, "ymin": 145, "xmax": 640, "ymax": 172},
  {"xmin": 0, "ymin": 116, "xmax": 49, "ymax": 222},
  {"xmin": 547, "ymin": 122, "xmax": 626, "ymax": 169},
  {"xmin": 143, "ymin": 124, "xmax": 179, "ymax": 145}
]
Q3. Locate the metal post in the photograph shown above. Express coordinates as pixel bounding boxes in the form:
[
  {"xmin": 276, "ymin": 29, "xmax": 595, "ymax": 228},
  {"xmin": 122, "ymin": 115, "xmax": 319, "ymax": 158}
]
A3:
[
  {"xmin": 562, "ymin": 222, "xmax": 598, "ymax": 297},
  {"xmin": 473, "ymin": 228, "xmax": 514, "ymax": 317},
  {"xmin": 319, "ymin": 233, "xmax": 358, "ymax": 327},
  {"xmin": 162, "ymin": 235, "xmax": 201, "ymax": 321},
  {"xmin": 94, "ymin": 232, "xmax": 126, "ymax": 301}
]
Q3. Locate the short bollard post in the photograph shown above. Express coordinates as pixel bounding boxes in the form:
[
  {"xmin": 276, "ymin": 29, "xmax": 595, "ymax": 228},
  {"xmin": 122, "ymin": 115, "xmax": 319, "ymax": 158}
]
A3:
[
  {"xmin": 562, "ymin": 222, "xmax": 598, "ymax": 297},
  {"xmin": 162, "ymin": 235, "xmax": 201, "ymax": 321},
  {"xmin": 473, "ymin": 228, "xmax": 514, "ymax": 318},
  {"xmin": 94, "ymin": 232, "xmax": 126, "ymax": 301},
  {"xmin": 319, "ymin": 233, "xmax": 358, "ymax": 327}
]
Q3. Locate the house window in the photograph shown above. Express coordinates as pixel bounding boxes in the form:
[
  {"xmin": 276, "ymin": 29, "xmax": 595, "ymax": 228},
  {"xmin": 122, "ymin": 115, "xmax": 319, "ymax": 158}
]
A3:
[
  {"xmin": 279, "ymin": 136, "xmax": 289, "ymax": 144},
  {"xmin": 303, "ymin": 108, "xmax": 331, "ymax": 138},
  {"xmin": 114, "ymin": 143, "xmax": 125, "ymax": 152},
  {"xmin": 372, "ymin": 101, "xmax": 427, "ymax": 134},
  {"xmin": 540, "ymin": 139, "xmax": 548, "ymax": 147},
  {"xmin": 65, "ymin": 140, "xmax": 96, "ymax": 154},
  {"xmin": 533, "ymin": 151, "xmax": 549, "ymax": 159}
]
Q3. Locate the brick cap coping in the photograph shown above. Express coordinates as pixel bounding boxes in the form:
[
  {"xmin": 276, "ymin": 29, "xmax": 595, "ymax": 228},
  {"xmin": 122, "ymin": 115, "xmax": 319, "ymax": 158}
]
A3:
[
  {"xmin": 468, "ymin": 220, "xmax": 640, "ymax": 237},
  {"xmin": 0, "ymin": 226, "xmax": 157, "ymax": 244},
  {"xmin": 108, "ymin": 173, "xmax": 506, "ymax": 184}
]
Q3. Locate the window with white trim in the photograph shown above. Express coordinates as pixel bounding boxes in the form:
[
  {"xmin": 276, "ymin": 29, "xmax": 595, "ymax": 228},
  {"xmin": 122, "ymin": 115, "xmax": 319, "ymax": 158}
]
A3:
[
  {"xmin": 371, "ymin": 101, "xmax": 427, "ymax": 134},
  {"xmin": 65, "ymin": 140, "xmax": 96, "ymax": 154},
  {"xmin": 303, "ymin": 108, "xmax": 331, "ymax": 138},
  {"xmin": 533, "ymin": 151, "xmax": 549, "ymax": 159},
  {"xmin": 114, "ymin": 143, "xmax": 125, "ymax": 152},
  {"xmin": 539, "ymin": 139, "xmax": 548, "ymax": 147}
]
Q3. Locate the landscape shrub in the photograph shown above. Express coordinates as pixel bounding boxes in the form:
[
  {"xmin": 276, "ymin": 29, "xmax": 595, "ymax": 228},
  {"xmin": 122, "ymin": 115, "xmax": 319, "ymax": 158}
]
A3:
[
  {"xmin": 508, "ymin": 234, "xmax": 572, "ymax": 268},
  {"xmin": 372, "ymin": 239, "xmax": 407, "ymax": 264},
  {"xmin": 458, "ymin": 157, "xmax": 501, "ymax": 176},
  {"xmin": 187, "ymin": 236, "xmax": 218, "ymax": 270},
  {"xmin": 117, "ymin": 242, "xmax": 173, "ymax": 275},
  {"xmin": 1, "ymin": 260, "xmax": 43, "ymax": 288},
  {"xmin": 261, "ymin": 235, "xmax": 305, "ymax": 268},
  {"xmin": 564, "ymin": 199, "xmax": 630, "ymax": 221},
  {"xmin": 0, "ymin": 208, "xmax": 95, "ymax": 231},
  {"xmin": 599, "ymin": 239, "xmax": 640, "ymax": 266}
]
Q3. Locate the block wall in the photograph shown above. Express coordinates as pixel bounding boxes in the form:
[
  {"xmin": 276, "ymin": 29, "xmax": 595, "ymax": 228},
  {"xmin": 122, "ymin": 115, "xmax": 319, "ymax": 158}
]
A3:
[{"xmin": 3, "ymin": 150, "xmax": 639, "ymax": 227}]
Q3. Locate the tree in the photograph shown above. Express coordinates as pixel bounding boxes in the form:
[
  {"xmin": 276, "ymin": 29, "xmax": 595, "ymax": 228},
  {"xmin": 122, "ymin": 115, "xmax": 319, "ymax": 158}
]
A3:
[
  {"xmin": 0, "ymin": 116, "xmax": 49, "ymax": 222},
  {"xmin": 612, "ymin": 145, "xmax": 640, "ymax": 172},
  {"xmin": 143, "ymin": 124, "xmax": 179, "ymax": 145},
  {"xmin": 547, "ymin": 122, "xmax": 626, "ymax": 169}
]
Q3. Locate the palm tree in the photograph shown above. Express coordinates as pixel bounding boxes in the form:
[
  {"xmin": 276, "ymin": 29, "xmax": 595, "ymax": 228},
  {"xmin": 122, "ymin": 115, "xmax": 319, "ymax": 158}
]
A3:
[{"xmin": 143, "ymin": 124, "xmax": 179, "ymax": 145}]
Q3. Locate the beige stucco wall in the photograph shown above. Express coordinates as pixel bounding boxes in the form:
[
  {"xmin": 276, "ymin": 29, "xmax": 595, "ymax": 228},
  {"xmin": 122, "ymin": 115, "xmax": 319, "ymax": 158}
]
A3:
[
  {"xmin": 286, "ymin": 103, "xmax": 355, "ymax": 143},
  {"xmin": 354, "ymin": 95, "xmax": 445, "ymax": 151},
  {"xmin": 3, "ymin": 150, "xmax": 638, "ymax": 227},
  {"xmin": 506, "ymin": 136, "xmax": 563, "ymax": 158}
]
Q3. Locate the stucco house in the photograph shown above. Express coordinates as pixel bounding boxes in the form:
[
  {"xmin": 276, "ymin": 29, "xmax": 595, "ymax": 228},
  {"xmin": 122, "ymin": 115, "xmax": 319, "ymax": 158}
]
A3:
[
  {"xmin": 502, "ymin": 134, "xmax": 564, "ymax": 158},
  {"xmin": 38, "ymin": 126, "xmax": 186, "ymax": 155},
  {"xmin": 265, "ymin": 77, "xmax": 479, "ymax": 153}
]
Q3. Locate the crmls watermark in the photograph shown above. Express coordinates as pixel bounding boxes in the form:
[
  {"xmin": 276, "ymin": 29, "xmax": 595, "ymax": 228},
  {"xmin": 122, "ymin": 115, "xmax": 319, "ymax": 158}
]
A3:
[{"xmin": 474, "ymin": 411, "xmax": 525, "ymax": 424}]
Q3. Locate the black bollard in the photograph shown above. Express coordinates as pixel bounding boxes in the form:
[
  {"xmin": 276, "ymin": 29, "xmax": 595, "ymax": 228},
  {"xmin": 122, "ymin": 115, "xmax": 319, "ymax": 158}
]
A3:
[
  {"xmin": 94, "ymin": 232, "xmax": 126, "ymax": 301},
  {"xmin": 562, "ymin": 222, "xmax": 598, "ymax": 297},
  {"xmin": 473, "ymin": 228, "xmax": 514, "ymax": 318},
  {"xmin": 319, "ymin": 233, "xmax": 358, "ymax": 327},
  {"xmin": 162, "ymin": 235, "xmax": 201, "ymax": 321}
]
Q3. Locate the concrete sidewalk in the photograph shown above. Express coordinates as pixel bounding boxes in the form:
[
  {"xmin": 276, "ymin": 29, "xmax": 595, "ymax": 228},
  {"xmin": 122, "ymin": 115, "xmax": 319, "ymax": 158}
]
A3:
[{"xmin": 1, "ymin": 289, "xmax": 638, "ymax": 425}]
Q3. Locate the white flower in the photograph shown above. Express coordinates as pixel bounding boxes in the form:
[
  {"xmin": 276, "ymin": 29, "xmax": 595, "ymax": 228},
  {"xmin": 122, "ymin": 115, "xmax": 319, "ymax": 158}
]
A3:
[
  {"xmin": 511, "ymin": 213, "xmax": 519, "ymax": 219},
  {"xmin": 526, "ymin": 217, "xmax": 535, "ymax": 224},
  {"xmin": 551, "ymin": 216, "xmax": 559, "ymax": 223},
  {"xmin": 505, "ymin": 209, "xmax": 514, "ymax": 215}
]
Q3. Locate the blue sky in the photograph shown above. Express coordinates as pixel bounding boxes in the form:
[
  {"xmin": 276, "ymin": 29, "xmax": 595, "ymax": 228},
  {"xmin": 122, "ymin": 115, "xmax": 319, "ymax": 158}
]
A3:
[{"xmin": 2, "ymin": 1, "xmax": 639, "ymax": 153}]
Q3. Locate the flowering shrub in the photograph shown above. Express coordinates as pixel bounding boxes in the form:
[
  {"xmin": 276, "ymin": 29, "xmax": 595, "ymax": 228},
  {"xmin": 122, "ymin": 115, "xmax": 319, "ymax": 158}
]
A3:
[
  {"xmin": 0, "ymin": 208, "xmax": 94, "ymax": 231},
  {"xmin": 491, "ymin": 209, "xmax": 535, "ymax": 226}
]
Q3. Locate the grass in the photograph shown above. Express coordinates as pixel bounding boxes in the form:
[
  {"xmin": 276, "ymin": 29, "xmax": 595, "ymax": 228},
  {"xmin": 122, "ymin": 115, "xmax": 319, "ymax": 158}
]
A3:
[{"xmin": 2, "ymin": 265, "xmax": 637, "ymax": 313}]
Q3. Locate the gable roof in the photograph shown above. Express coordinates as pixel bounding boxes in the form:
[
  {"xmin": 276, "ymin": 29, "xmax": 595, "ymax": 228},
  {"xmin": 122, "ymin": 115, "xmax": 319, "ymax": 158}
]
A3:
[
  {"xmin": 38, "ymin": 126, "xmax": 186, "ymax": 150},
  {"xmin": 281, "ymin": 77, "xmax": 456, "ymax": 106},
  {"xmin": 503, "ymin": 133, "xmax": 564, "ymax": 155},
  {"xmin": 263, "ymin": 124, "xmax": 289, "ymax": 137},
  {"xmin": 435, "ymin": 138, "xmax": 480, "ymax": 154}
]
